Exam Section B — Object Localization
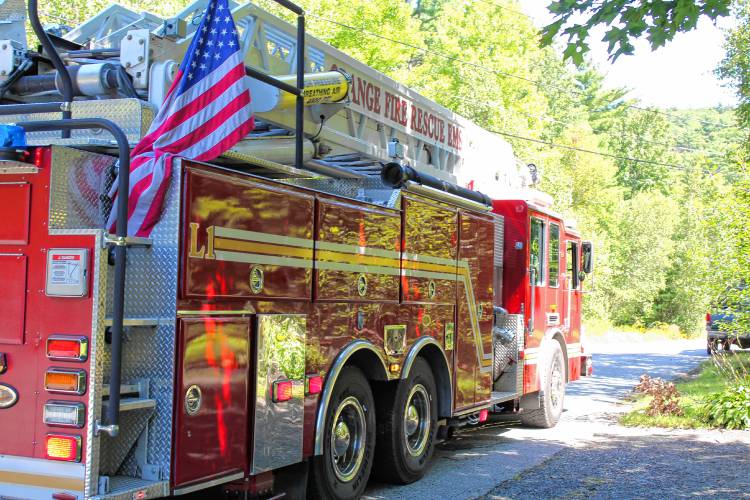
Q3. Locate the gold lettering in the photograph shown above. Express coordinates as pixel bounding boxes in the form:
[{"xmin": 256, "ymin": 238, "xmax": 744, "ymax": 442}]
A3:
[
  {"xmin": 205, "ymin": 226, "xmax": 215, "ymax": 260},
  {"xmin": 188, "ymin": 222, "xmax": 205, "ymax": 258}
]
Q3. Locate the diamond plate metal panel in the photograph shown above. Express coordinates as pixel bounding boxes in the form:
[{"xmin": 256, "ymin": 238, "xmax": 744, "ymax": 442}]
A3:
[
  {"xmin": 286, "ymin": 177, "xmax": 401, "ymax": 208},
  {"xmin": 98, "ymin": 407, "xmax": 154, "ymax": 475},
  {"xmin": 99, "ymin": 163, "xmax": 181, "ymax": 483},
  {"xmin": 48, "ymin": 146, "xmax": 116, "ymax": 232},
  {"xmin": 92, "ymin": 477, "xmax": 169, "ymax": 500},
  {"xmin": 0, "ymin": 99, "xmax": 154, "ymax": 145},
  {"xmin": 493, "ymin": 313, "xmax": 523, "ymax": 394},
  {"xmin": 85, "ymin": 233, "xmax": 109, "ymax": 497}
]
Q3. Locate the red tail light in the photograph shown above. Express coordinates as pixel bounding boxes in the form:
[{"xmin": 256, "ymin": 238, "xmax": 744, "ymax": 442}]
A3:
[
  {"xmin": 706, "ymin": 312, "xmax": 712, "ymax": 323},
  {"xmin": 46, "ymin": 336, "xmax": 88, "ymax": 362},
  {"xmin": 52, "ymin": 494, "xmax": 77, "ymax": 500},
  {"xmin": 306, "ymin": 374, "xmax": 323, "ymax": 395},
  {"xmin": 272, "ymin": 380, "xmax": 293, "ymax": 403},
  {"xmin": 45, "ymin": 434, "xmax": 81, "ymax": 462}
]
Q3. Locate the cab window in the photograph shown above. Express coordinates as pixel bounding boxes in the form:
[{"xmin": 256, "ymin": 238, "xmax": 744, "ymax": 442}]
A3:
[
  {"xmin": 530, "ymin": 218, "xmax": 545, "ymax": 285},
  {"xmin": 567, "ymin": 241, "xmax": 579, "ymax": 290},
  {"xmin": 549, "ymin": 224, "xmax": 560, "ymax": 287}
]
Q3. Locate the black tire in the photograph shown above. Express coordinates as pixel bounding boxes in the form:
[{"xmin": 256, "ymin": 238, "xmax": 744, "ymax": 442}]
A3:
[
  {"xmin": 723, "ymin": 339, "xmax": 733, "ymax": 351},
  {"xmin": 373, "ymin": 357, "xmax": 438, "ymax": 484},
  {"xmin": 520, "ymin": 341, "xmax": 565, "ymax": 429},
  {"xmin": 309, "ymin": 366, "xmax": 376, "ymax": 500}
]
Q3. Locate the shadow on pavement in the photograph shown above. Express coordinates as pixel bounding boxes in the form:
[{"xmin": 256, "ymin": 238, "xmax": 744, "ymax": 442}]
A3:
[{"xmin": 483, "ymin": 433, "xmax": 750, "ymax": 499}]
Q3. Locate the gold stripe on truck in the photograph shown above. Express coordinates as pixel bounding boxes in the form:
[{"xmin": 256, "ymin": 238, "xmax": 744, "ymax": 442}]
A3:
[{"xmin": 0, "ymin": 470, "xmax": 84, "ymax": 491}]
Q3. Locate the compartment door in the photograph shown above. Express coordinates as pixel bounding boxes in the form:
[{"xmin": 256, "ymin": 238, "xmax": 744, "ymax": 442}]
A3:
[
  {"xmin": 0, "ymin": 254, "xmax": 27, "ymax": 345},
  {"xmin": 457, "ymin": 211, "xmax": 495, "ymax": 406},
  {"xmin": 173, "ymin": 317, "xmax": 250, "ymax": 489}
]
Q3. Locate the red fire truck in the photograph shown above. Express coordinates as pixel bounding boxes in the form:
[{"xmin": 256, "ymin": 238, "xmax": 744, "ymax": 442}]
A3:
[{"xmin": 0, "ymin": 1, "xmax": 592, "ymax": 498}]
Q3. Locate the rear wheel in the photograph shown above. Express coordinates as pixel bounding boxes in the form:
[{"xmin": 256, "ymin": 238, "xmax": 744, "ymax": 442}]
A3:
[
  {"xmin": 309, "ymin": 366, "xmax": 375, "ymax": 500},
  {"xmin": 373, "ymin": 357, "xmax": 437, "ymax": 484},
  {"xmin": 520, "ymin": 341, "xmax": 565, "ymax": 428}
]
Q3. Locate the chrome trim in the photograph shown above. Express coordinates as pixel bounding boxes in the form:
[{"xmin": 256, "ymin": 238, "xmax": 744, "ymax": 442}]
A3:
[
  {"xmin": 172, "ymin": 471, "xmax": 245, "ymax": 496},
  {"xmin": 0, "ymin": 383, "xmax": 18, "ymax": 409},
  {"xmin": 44, "ymin": 368, "xmax": 87, "ymax": 395},
  {"xmin": 251, "ymin": 314, "xmax": 306, "ymax": 474},
  {"xmin": 452, "ymin": 403, "xmax": 492, "ymax": 417},
  {"xmin": 401, "ymin": 336, "xmax": 450, "ymax": 381},
  {"xmin": 401, "ymin": 336, "xmax": 454, "ymax": 419},
  {"xmin": 46, "ymin": 433, "xmax": 82, "ymax": 462},
  {"xmin": 43, "ymin": 401, "xmax": 86, "ymax": 428},
  {"xmin": 314, "ymin": 340, "xmax": 390, "ymax": 455},
  {"xmin": 404, "ymin": 181, "xmax": 491, "ymax": 212},
  {"xmin": 46, "ymin": 335, "xmax": 89, "ymax": 362}
]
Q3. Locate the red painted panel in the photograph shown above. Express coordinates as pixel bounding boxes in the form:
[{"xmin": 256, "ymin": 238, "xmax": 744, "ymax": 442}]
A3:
[
  {"xmin": 0, "ymin": 254, "xmax": 27, "ymax": 345},
  {"xmin": 0, "ymin": 182, "xmax": 31, "ymax": 245},
  {"xmin": 401, "ymin": 195, "xmax": 457, "ymax": 305},
  {"xmin": 315, "ymin": 197, "xmax": 400, "ymax": 302},
  {"xmin": 181, "ymin": 165, "xmax": 314, "ymax": 301},
  {"xmin": 457, "ymin": 211, "xmax": 495, "ymax": 406},
  {"xmin": 0, "ymin": 148, "xmax": 95, "ymax": 461},
  {"xmin": 173, "ymin": 317, "xmax": 250, "ymax": 489}
]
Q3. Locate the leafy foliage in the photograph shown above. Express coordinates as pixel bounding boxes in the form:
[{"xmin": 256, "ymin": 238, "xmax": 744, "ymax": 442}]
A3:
[
  {"xmin": 704, "ymin": 380, "xmax": 750, "ymax": 429},
  {"xmin": 543, "ymin": 0, "xmax": 733, "ymax": 64}
]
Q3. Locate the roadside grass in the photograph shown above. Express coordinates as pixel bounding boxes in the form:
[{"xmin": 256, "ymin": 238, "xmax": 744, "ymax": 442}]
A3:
[
  {"xmin": 584, "ymin": 318, "xmax": 698, "ymax": 342},
  {"xmin": 620, "ymin": 353, "xmax": 750, "ymax": 429}
]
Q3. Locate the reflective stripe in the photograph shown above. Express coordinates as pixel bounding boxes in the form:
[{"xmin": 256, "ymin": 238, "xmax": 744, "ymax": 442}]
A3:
[
  {"xmin": 214, "ymin": 250, "xmax": 313, "ymax": 268},
  {"xmin": 316, "ymin": 260, "xmax": 401, "ymax": 276},
  {"xmin": 214, "ymin": 225, "xmax": 314, "ymax": 248},
  {"xmin": 214, "ymin": 237, "xmax": 313, "ymax": 259},
  {"xmin": 0, "ymin": 470, "xmax": 84, "ymax": 491},
  {"xmin": 316, "ymin": 240, "xmax": 400, "ymax": 259},
  {"xmin": 316, "ymin": 249, "xmax": 401, "ymax": 269}
]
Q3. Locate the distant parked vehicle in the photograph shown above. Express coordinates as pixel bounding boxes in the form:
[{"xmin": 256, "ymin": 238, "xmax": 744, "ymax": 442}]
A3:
[{"xmin": 706, "ymin": 291, "xmax": 750, "ymax": 355}]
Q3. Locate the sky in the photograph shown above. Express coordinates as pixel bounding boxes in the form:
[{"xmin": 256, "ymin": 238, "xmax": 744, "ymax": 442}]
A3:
[{"xmin": 521, "ymin": 1, "xmax": 738, "ymax": 110}]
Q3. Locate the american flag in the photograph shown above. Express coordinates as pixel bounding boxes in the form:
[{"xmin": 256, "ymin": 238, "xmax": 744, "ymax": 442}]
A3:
[{"xmin": 108, "ymin": 0, "xmax": 254, "ymax": 237}]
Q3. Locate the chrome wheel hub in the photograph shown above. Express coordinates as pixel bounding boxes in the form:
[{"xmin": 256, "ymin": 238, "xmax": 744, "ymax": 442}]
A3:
[
  {"xmin": 549, "ymin": 356, "xmax": 564, "ymax": 410},
  {"xmin": 330, "ymin": 396, "xmax": 366, "ymax": 483},
  {"xmin": 403, "ymin": 384, "xmax": 431, "ymax": 457}
]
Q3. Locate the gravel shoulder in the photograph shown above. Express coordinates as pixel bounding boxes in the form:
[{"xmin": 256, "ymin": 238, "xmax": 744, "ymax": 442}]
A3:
[
  {"xmin": 366, "ymin": 337, "xmax": 739, "ymax": 499},
  {"xmin": 482, "ymin": 427, "xmax": 750, "ymax": 499}
]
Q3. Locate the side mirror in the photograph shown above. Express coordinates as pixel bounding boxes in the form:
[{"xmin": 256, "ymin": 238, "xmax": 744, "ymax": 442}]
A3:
[
  {"xmin": 582, "ymin": 241, "xmax": 593, "ymax": 274},
  {"xmin": 578, "ymin": 271, "xmax": 587, "ymax": 282}
]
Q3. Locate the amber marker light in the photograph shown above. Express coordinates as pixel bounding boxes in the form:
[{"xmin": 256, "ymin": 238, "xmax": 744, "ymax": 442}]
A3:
[
  {"xmin": 45, "ymin": 434, "xmax": 82, "ymax": 462},
  {"xmin": 46, "ymin": 336, "xmax": 88, "ymax": 362},
  {"xmin": 45, "ymin": 369, "xmax": 86, "ymax": 395},
  {"xmin": 272, "ymin": 380, "xmax": 293, "ymax": 403}
]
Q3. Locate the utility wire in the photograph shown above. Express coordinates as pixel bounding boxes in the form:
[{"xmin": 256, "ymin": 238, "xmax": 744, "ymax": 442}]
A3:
[
  {"xmin": 489, "ymin": 129, "xmax": 690, "ymax": 170},
  {"xmin": 413, "ymin": 84, "xmax": 732, "ymax": 159},
  {"xmin": 307, "ymin": 10, "xmax": 736, "ymax": 130}
]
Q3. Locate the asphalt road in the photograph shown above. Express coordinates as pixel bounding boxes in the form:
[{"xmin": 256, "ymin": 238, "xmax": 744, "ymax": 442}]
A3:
[{"xmin": 364, "ymin": 338, "xmax": 708, "ymax": 500}]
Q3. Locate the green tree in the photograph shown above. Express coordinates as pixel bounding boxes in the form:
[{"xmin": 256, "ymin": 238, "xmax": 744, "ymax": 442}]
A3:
[{"xmin": 543, "ymin": 0, "xmax": 733, "ymax": 64}]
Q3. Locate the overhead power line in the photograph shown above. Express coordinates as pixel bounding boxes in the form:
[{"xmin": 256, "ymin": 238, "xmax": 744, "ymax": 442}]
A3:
[
  {"xmin": 490, "ymin": 129, "xmax": 690, "ymax": 170},
  {"xmin": 307, "ymin": 11, "xmax": 736, "ymax": 130},
  {"xmin": 412, "ymin": 85, "xmax": 732, "ymax": 160}
]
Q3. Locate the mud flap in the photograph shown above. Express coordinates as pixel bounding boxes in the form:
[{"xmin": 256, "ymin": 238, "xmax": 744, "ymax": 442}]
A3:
[{"xmin": 519, "ymin": 391, "xmax": 540, "ymax": 410}]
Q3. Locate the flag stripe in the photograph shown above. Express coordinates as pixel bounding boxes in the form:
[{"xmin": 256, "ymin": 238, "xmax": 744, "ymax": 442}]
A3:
[
  {"xmin": 107, "ymin": 0, "xmax": 255, "ymax": 237},
  {"xmin": 142, "ymin": 61, "xmax": 246, "ymax": 144}
]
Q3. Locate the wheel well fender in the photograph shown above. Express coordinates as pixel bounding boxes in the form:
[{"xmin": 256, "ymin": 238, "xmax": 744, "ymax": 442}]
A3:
[
  {"xmin": 401, "ymin": 336, "xmax": 452, "ymax": 419},
  {"xmin": 314, "ymin": 340, "xmax": 390, "ymax": 456}
]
